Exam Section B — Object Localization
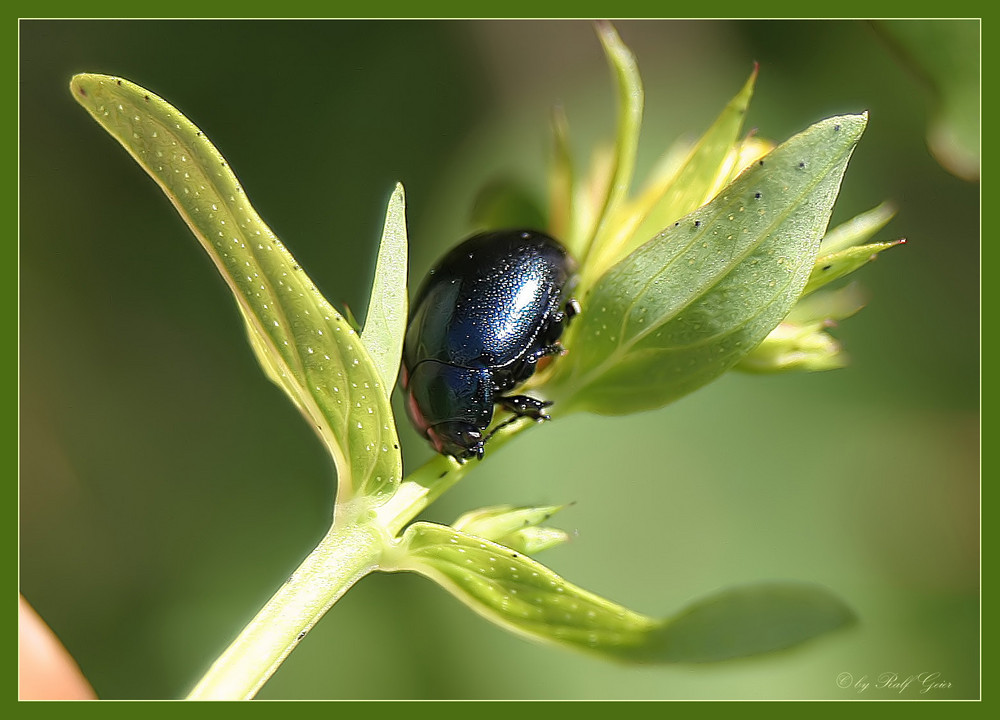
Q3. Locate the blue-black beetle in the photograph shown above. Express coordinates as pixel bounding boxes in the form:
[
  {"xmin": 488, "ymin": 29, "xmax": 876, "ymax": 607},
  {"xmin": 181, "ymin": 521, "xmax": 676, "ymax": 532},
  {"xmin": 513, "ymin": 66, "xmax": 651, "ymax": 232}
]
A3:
[{"xmin": 401, "ymin": 229, "xmax": 579, "ymax": 460}]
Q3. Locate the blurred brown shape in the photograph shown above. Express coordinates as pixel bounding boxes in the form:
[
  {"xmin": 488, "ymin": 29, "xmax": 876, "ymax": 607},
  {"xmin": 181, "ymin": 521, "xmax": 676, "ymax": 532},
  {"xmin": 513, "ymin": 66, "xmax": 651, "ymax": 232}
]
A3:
[{"xmin": 18, "ymin": 595, "xmax": 96, "ymax": 700}]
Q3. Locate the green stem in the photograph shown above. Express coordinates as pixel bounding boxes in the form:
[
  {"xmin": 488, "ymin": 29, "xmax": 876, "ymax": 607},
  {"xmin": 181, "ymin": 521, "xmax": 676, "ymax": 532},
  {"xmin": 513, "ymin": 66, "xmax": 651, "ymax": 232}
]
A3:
[
  {"xmin": 186, "ymin": 416, "xmax": 534, "ymax": 699},
  {"xmin": 185, "ymin": 516, "xmax": 384, "ymax": 700}
]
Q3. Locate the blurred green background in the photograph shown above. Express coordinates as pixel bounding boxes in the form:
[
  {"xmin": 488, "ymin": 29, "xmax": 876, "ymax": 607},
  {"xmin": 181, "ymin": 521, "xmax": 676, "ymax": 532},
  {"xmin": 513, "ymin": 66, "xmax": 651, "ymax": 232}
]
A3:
[{"xmin": 19, "ymin": 20, "xmax": 979, "ymax": 700}]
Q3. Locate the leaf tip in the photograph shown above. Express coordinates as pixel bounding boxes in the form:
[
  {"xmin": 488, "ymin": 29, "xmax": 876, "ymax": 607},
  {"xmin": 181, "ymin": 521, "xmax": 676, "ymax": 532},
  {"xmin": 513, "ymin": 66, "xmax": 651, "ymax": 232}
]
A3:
[{"xmin": 69, "ymin": 73, "xmax": 97, "ymax": 102}]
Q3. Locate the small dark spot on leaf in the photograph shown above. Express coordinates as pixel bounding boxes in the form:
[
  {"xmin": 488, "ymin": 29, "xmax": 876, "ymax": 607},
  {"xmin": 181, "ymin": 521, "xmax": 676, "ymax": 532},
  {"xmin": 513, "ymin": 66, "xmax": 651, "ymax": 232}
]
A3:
[
  {"xmin": 438, "ymin": 471, "xmax": 448, "ymax": 479},
  {"xmin": 798, "ymin": 161, "xmax": 806, "ymax": 169},
  {"xmin": 292, "ymin": 264, "xmax": 300, "ymax": 271},
  {"xmin": 144, "ymin": 95, "xmax": 150, "ymax": 102},
  {"xmin": 674, "ymin": 222, "xmax": 680, "ymax": 227},
  {"xmin": 393, "ymin": 444, "xmax": 399, "ymax": 449},
  {"xmin": 196, "ymin": 131, "xmax": 202, "ymax": 136},
  {"xmin": 296, "ymin": 631, "xmax": 306, "ymax": 641},
  {"xmin": 759, "ymin": 159, "xmax": 765, "ymax": 166},
  {"xmin": 754, "ymin": 192, "xmax": 762, "ymax": 199},
  {"xmin": 694, "ymin": 220, "xmax": 701, "ymax": 228},
  {"xmin": 834, "ymin": 124, "xmax": 841, "ymax": 131},
  {"xmin": 822, "ymin": 265, "xmax": 832, "ymax": 271},
  {"xmin": 116, "ymin": 79, "xmax": 122, "ymax": 86},
  {"xmin": 77, "ymin": 86, "xmax": 87, "ymax": 97},
  {"xmin": 511, "ymin": 551, "xmax": 519, "ymax": 558}
]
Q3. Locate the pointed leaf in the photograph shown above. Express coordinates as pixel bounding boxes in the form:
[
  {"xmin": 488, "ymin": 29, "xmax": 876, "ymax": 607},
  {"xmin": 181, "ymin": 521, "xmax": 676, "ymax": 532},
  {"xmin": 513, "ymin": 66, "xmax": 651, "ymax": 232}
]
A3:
[
  {"xmin": 70, "ymin": 74, "xmax": 401, "ymax": 504},
  {"xmin": 786, "ymin": 281, "xmax": 868, "ymax": 325},
  {"xmin": 819, "ymin": 201, "xmax": 896, "ymax": 254},
  {"xmin": 579, "ymin": 21, "xmax": 643, "ymax": 268},
  {"xmin": 362, "ymin": 183, "xmax": 408, "ymax": 391},
  {"xmin": 551, "ymin": 114, "xmax": 868, "ymax": 415},
  {"xmin": 452, "ymin": 505, "xmax": 572, "ymax": 555},
  {"xmin": 804, "ymin": 239, "xmax": 905, "ymax": 296},
  {"xmin": 386, "ymin": 523, "xmax": 660, "ymax": 657},
  {"xmin": 547, "ymin": 105, "xmax": 575, "ymax": 248},
  {"xmin": 734, "ymin": 321, "xmax": 846, "ymax": 373},
  {"xmin": 616, "ymin": 68, "xmax": 758, "ymax": 272},
  {"xmin": 737, "ymin": 282, "xmax": 869, "ymax": 373},
  {"xmin": 386, "ymin": 525, "xmax": 855, "ymax": 664}
]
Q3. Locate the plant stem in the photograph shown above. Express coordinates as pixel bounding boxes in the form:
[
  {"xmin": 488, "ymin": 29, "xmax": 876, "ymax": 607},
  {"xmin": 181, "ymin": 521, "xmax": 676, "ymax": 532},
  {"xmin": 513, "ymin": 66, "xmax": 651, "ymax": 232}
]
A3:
[
  {"xmin": 185, "ymin": 518, "xmax": 384, "ymax": 700},
  {"xmin": 186, "ymin": 416, "xmax": 533, "ymax": 699}
]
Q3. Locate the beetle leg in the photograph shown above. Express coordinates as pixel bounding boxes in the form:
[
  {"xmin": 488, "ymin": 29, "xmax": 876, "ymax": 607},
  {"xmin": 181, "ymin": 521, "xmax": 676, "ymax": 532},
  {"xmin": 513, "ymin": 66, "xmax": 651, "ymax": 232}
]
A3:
[
  {"xmin": 565, "ymin": 297, "xmax": 581, "ymax": 323},
  {"xmin": 527, "ymin": 342, "xmax": 565, "ymax": 364},
  {"xmin": 497, "ymin": 394, "xmax": 553, "ymax": 421}
]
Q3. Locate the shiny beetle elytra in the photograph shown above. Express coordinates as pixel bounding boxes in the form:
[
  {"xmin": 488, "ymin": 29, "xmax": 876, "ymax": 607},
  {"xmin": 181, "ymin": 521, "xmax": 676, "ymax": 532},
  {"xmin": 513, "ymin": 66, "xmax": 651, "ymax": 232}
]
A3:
[{"xmin": 401, "ymin": 229, "xmax": 578, "ymax": 460}]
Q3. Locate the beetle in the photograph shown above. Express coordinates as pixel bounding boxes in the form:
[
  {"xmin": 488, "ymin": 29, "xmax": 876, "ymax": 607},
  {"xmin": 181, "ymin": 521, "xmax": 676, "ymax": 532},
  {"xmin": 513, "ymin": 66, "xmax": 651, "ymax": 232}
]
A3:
[{"xmin": 401, "ymin": 229, "xmax": 579, "ymax": 460}]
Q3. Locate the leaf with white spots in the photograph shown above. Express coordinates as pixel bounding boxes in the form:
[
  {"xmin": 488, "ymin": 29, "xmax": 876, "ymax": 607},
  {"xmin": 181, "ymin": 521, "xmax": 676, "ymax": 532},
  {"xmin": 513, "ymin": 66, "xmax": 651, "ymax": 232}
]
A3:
[
  {"xmin": 550, "ymin": 114, "xmax": 868, "ymax": 415},
  {"xmin": 361, "ymin": 183, "xmax": 408, "ymax": 391},
  {"xmin": 385, "ymin": 522, "xmax": 660, "ymax": 657},
  {"xmin": 70, "ymin": 74, "xmax": 401, "ymax": 505},
  {"xmin": 386, "ymin": 523, "xmax": 855, "ymax": 663},
  {"xmin": 452, "ymin": 504, "xmax": 572, "ymax": 555}
]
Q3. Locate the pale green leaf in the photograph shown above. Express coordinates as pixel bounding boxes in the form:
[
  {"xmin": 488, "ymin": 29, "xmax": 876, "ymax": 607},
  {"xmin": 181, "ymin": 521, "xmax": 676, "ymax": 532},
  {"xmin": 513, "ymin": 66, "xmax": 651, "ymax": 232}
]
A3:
[
  {"xmin": 384, "ymin": 522, "xmax": 660, "ymax": 657},
  {"xmin": 551, "ymin": 114, "xmax": 867, "ymax": 415},
  {"xmin": 737, "ymin": 283, "xmax": 869, "ymax": 373},
  {"xmin": 618, "ymin": 67, "xmax": 758, "ymax": 270},
  {"xmin": 547, "ymin": 105, "xmax": 575, "ymax": 248},
  {"xmin": 804, "ymin": 239, "xmax": 905, "ymax": 296},
  {"xmin": 579, "ymin": 21, "xmax": 643, "ymax": 270},
  {"xmin": 71, "ymin": 74, "xmax": 401, "ymax": 504},
  {"xmin": 361, "ymin": 183, "xmax": 408, "ymax": 391},
  {"xmin": 819, "ymin": 201, "xmax": 896, "ymax": 254},
  {"xmin": 452, "ymin": 505, "xmax": 571, "ymax": 555},
  {"xmin": 385, "ymin": 524, "xmax": 854, "ymax": 663},
  {"xmin": 734, "ymin": 321, "xmax": 846, "ymax": 373}
]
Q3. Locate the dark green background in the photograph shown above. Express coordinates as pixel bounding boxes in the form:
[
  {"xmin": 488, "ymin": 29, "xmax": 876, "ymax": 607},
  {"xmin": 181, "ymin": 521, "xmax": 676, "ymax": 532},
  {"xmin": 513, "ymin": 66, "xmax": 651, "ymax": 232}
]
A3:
[{"xmin": 19, "ymin": 20, "xmax": 979, "ymax": 699}]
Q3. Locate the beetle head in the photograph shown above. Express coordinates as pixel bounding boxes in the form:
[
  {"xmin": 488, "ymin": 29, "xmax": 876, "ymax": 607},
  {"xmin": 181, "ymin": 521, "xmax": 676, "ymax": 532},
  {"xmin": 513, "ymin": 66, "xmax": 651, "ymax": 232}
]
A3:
[
  {"xmin": 402, "ymin": 360, "xmax": 493, "ymax": 460},
  {"xmin": 426, "ymin": 422, "xmax": 486, "ymax": 460}
]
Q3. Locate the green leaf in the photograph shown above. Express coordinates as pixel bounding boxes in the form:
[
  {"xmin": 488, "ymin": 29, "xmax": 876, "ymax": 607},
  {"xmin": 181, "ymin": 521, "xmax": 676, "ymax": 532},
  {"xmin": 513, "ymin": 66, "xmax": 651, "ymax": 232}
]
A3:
[
  {"xmin": 786, "ymin": 281, "xmax": 868, "ymax": 325},
  {"xmin": 361, "ymin": 183, "xmax": 408, "ymax": 391},
  {"xmin": 803, "ymin": 238, "xmax": 905, "ymax": 296},
  {"xmin": 550, "ymin": 114, "xmax": 868, "ymax": 415},
  {"xmin": 452, "ymin": 504, "xmax": 572, "ymax": 555},
  {"xmin": 818, "ymin": 201, "xmax": 896, "ymax": 255},
  {"xmin": 384, "ymin": 524, "xmax": 854, "ymax": 663},
  {"xmin": 618, "ymin": 67, "xmax": 758, "ymax": 271},
  {"xmin": 70, "ymin": 74, "xmax": 401, "ymax": 505},
  {"xmin": 384, "ymin": 522, "xmax": 660, "ymax": 657},
  {"xmin": 547, "ymin": 105, "xmax": 575, "ymax": 247},
  {"xmin": 734, "ymin": 320, "xmax": 846, "ymax": 373},
  {"xmin": 737, "ymin": 282, "xmax": 869, "ymax": 373},
  {"xmin": 578, "ymin": 21, "xmax": 643, "ymax": 270},
  {"xmin": 633, "ymin": 583, "xmax": 856, "ymax": 663}
]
